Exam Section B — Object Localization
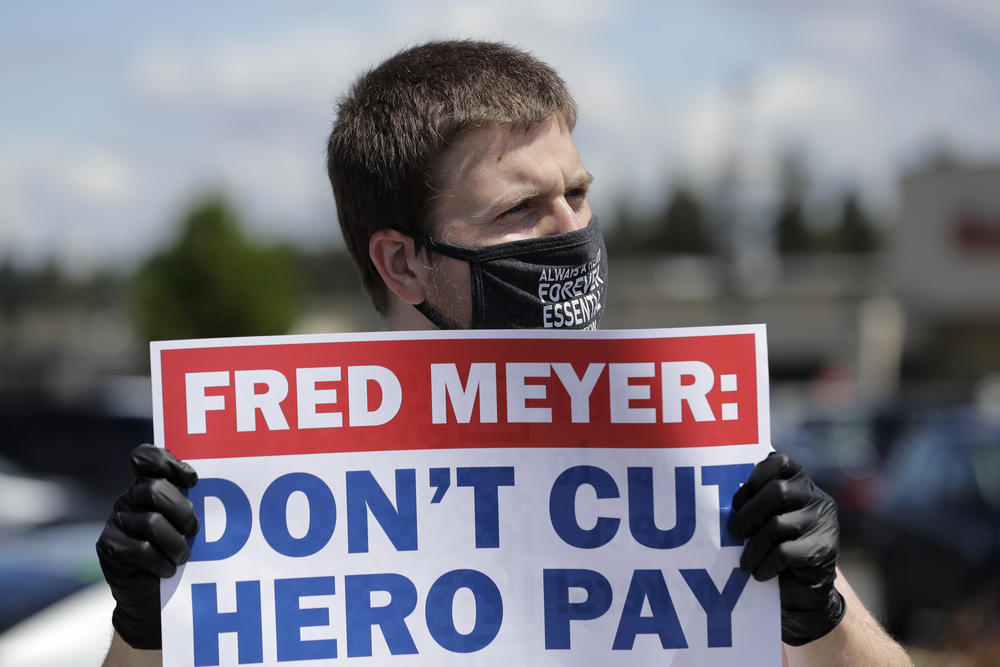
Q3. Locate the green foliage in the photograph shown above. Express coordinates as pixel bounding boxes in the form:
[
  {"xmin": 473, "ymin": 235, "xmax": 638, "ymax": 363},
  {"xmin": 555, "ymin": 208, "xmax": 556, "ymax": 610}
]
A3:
[
  {"xmin": 0, "ymin": 259, "xmax": 120, "ymax": 319},
  {"xmin": 833, "ymin": 192, "xmax": 880, "ymax": 253},
  {"xmin": 605, "ymin": 187, "xmax": 715, "ymax": 256},
  {"xmin": 774, "ymin": 200, "xmax": 812, "ymax": 254},
  {"xmin": 652, "ymin": 187, "xmax": 714, "ymax": 254},
  {"xmin": 795, "ymin": 191, "xmax": 882, "ymax": 254},
  {"xmin": 598, "ymin": 157, "xmax": 881, "ymax": 259},
  {"xmin": 770, "ymin": 151, "xmax": 881, "ymax": 255},
  {"xmin": 604, "ymin": 199, "xmax": 648, "ymax": 256},
  {"xmin": 773, "ymin": 150, "xmax": 815, "ymax": 254},
  {"xmin": 133, "ymin": 197, "xmax": 300, "ymax": 341}
]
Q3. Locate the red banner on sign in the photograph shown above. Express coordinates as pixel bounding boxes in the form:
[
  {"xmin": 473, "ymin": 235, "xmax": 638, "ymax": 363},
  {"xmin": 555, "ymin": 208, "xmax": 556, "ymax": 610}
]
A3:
[{"xmin": 156, "ymin": 333, "xmax": 760, "ymax": 460}]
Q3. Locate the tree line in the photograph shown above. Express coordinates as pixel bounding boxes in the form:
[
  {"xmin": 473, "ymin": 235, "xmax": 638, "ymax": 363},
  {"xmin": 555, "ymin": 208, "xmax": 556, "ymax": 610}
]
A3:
[
  {"xmin": 1, "ymin": 178, "xmax": 883, "ymax": 345},
  {"xmin": 607, "ymin": 184, "xmax": 881, "ymax": 257}
]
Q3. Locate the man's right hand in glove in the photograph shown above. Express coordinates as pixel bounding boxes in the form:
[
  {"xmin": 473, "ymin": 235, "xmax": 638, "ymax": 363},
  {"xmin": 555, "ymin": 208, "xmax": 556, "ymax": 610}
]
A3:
[{"xmin": 96, "ymin": 444, "xmax": 200, "ymax": 651}]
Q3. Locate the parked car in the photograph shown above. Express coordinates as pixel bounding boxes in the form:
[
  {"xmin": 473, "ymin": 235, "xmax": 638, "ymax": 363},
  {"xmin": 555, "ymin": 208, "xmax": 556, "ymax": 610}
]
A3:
[
  {"xmin": 863, "ymin": 409, "xmax": 1000, "ymax": 644},
  {"xmin": 0, "ymin": 521, "xmax": 105, "ymax": 634},
  {"xmin": 772, "ymin": 408, "xmax": 908, "ymax": 542},
  {"xmin": 0, "ymin": 456, "xmax": 103, "ymax": 532},
  {"xmin": 0, "ymin": 582, "xmax": 115, "ymax": 667}
]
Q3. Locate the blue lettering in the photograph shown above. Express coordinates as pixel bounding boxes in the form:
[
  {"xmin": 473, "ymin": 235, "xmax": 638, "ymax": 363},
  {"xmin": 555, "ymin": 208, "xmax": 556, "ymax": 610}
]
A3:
[
  {"xmin": 425, "ymin": 569, "xmax": 503, "ymax": 653},
  {"xmin": 549, "ymin": 466, "xmax": 620, "ymax": 549},
  {"xmin": 344, "ymin": 573, "xmax": 418, "ymax": 657},
  {"xmin": 191, "ymin": 581, "xmax": 263, "ymax": 666},
  {"xmin": 429, "ymin": 467, "xmax": 450, "ymax": 503},
  {"xmin": 701, "ymin": 464, "xmax": 755, "ymax": 547},
  {"xmin": 680, "ymin": 568, "xmax": 750, "ymax": 648},
  {"xmin": 612, "ymin": 570, "xmax": 687, "ymax": 650},
  {"xmin": 627, "ymin": 466, "xmax": 696, "ymax": 549},
  {"xmin": 346, "ymin": 469, "xmax": 417, "ymax": 553},
  {"xmin": 187, "ymin": 478, "xmax": 252, "ymax": 562},
  {"xmin": 456, "ymin": 467, "xmax": 515, "ymax": 548},
  {"xmin": 542, "ymin": 568, "xmax": 613, "ymax": 649},
  {"xmin": 259, "ymin": 473, "xmax": 336, "ymax": 557},
  {"xmin": 274, "ymin": 577, "xmax": 337, "ymax": 662}
]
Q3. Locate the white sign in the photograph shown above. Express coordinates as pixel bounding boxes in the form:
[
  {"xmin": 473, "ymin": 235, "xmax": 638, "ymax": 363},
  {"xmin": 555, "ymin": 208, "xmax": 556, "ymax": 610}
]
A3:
[{"xmin": 153, "ymin": 326, "xmax": 779, "ymax": 666}]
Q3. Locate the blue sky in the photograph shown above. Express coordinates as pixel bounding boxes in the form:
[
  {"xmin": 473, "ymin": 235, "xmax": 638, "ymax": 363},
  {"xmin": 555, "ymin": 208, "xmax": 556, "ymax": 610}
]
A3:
[{"xmin": 3, "ymin": 0, "xmax": 1000, "ymax": 275}]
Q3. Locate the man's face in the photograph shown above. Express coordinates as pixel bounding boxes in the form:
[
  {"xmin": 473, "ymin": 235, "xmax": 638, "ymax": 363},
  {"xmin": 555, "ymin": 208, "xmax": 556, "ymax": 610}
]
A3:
[{"xmin": 420, "ymin": 115, "xmax": 593, "ymax": 328}]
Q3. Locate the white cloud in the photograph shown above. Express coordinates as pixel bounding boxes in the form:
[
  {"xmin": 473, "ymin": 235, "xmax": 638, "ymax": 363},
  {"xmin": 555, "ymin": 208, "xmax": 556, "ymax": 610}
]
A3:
[
  {"xmin": 430, "ymin": 0, "xmax": 611, "ymax": 35},
  {"xmin": 6, "ymin": 0, "xmax": 1000, "ymax": 272},
  {"xmin": 134, "ymin": 26, "xmax": 370, "ymax": 110},
  {"xmin": 60, "ymin": 149, "xmax": 135, "ymax": 204},
  {"xmin": 124, "ymin": 0, "xmax": 999, "ymax": 226},
  {"xmin": 913, "ymin": 0, "xmax": 1000, "ymax": 32},
  {"xmin": 132, "ymin": 0, "xmax": 613, "ymax": 113},
  {"xmin": 753, "ymin": 67, "xmax": 862, "ymax": 132},
  {"xmin": 209, "ymin": 137, "xmax": 335, "ymax": 242},
  {"xmin": 651, "ymin": 2, "xmax": 1000, "ymax": 209},
  {"xmin": 797, "ymin": 7, "xmax": 900, "ymax": 62},
  {"xmin": 0, "ymin": 146, "xmax": 141, "ymax": 269},
  {"xmin": 123, "ymin": 0, "xmax": 629, "ymax": 242}
]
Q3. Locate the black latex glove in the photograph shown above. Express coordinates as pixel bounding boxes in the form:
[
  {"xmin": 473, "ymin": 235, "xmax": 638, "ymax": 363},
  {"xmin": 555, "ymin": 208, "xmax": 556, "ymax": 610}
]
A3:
[
  {"xmin": 96, "ymin": 444, "xmax": 200, "ymax": 650},
  {"xmin": 729, "ymin": 451, "xmax": 845, "ymax": 646}
]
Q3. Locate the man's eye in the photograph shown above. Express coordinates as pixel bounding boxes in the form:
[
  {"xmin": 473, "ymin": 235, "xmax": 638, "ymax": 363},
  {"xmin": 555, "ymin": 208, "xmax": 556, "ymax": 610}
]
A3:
[
  {"xmin": 500, "ymin": 202, "xmax": 527, "ymax": 218},
  {"xmin": 565, "ymin": 187, "xmax": 587, "ymax": 202}
]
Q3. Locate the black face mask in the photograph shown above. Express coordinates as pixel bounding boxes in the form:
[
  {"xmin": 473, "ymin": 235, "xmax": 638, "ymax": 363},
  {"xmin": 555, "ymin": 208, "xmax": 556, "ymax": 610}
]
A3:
[{"xmin": 409, "ymin": 216, "xmax": 608, "ymax": 330}]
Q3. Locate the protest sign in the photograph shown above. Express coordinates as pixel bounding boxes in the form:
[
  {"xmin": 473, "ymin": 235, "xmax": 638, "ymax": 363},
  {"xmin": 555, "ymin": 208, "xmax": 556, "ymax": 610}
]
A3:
[{"xmin": 153, "ymin": 326, "xmax": 779, "ymax": 666}]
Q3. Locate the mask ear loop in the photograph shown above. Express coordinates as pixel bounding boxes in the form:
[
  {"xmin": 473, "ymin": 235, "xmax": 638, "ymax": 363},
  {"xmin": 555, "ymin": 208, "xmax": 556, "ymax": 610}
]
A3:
[
  {"xmin": 392, "ymin": 226, "xmax": 485, "ymax": 262},
  {"xmin": 391, "ymin": 228, "xmax": 466, "ymax": 330},
  {"xmin": 393, "ymin": 217, "xmax": 605, "ymax": 329},
  {"xmin": 414, "ymin": 299, "xmax": 460, "ymax": 330}
]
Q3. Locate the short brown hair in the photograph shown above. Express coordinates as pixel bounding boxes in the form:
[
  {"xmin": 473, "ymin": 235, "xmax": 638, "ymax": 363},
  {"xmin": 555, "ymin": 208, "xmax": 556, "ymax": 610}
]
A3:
[{"xmin": 326, "ymin": 40, "xmax": 577, "ymax": 313}]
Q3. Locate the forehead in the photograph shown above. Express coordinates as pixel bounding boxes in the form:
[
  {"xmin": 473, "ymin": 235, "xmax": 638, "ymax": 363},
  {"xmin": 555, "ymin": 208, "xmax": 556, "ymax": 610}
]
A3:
[{"xmin": 429, "ymin": 117, "xmax": 587, "ymax": 230}]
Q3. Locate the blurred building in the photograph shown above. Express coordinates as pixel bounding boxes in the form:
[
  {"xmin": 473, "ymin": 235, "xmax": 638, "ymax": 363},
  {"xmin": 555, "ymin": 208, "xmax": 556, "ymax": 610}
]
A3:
[
  {"xmin": 605, "ymin": 160, "xmax": 1000, "ymax": 406},
  {"xmin": 894, "ymin": 162, "xmax": 1000, "ymax": 382}
]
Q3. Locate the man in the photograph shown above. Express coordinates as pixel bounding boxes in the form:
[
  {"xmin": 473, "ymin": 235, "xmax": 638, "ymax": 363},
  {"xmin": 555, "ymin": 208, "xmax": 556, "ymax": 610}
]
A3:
[{"xmin": 98, "ymin": 40, "xmax": 911, "ymax": 666}]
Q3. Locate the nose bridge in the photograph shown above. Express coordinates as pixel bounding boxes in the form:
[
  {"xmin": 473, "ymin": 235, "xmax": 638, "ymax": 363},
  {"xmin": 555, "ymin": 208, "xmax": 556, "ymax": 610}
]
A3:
[{"xmin": 543, "ymin": 194, "xmax": 586, "ymax": 236}]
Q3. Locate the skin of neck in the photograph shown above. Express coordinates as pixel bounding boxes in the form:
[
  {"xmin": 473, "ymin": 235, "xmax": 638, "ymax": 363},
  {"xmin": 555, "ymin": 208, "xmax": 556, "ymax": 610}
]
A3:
[{"xmin": 383, "ymin": 292, "xmax": 439, "ymax": 331}]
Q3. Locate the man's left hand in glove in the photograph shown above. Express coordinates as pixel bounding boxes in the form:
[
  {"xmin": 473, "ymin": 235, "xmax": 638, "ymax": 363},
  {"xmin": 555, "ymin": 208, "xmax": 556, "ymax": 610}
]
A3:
[{"xmin": 729, "ymin": 451, "xmax": 845, "ymax": 647}]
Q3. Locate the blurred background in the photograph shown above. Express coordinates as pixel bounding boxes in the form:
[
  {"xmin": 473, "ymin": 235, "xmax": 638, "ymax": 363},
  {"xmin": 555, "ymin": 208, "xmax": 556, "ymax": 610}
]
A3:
[{"xmin": 2, "ymin": 1, "xmax": 999, "ymax": 664}]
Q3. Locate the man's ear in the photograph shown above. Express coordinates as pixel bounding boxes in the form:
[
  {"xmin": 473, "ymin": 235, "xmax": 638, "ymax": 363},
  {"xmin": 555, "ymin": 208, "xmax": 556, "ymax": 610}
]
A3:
[{"xmin": 369, "ymin": 229, "xmax": 427, "ymax": 305}]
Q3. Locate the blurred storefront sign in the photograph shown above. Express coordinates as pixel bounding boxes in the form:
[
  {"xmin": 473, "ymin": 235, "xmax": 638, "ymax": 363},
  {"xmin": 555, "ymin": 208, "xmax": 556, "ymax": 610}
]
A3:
[{"xmin": 895, "ymin": 163, "xmax": 1000, "ymax": 317}]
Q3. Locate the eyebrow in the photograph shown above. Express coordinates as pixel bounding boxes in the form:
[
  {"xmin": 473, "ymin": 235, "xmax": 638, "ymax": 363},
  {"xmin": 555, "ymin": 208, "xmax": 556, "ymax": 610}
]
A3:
[
  {"xmin": 480, "ymin": 168, "xmax": 594, "ymax": 219},
  {"xmin": 569, "ymin": 169, "xmax": 595, "ymax": 191}
]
